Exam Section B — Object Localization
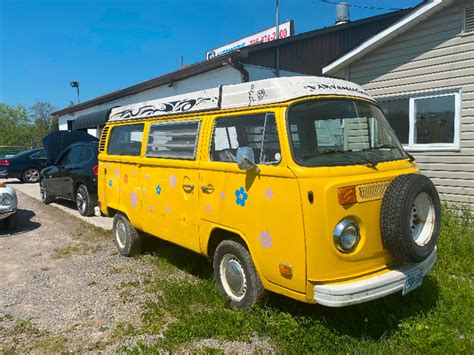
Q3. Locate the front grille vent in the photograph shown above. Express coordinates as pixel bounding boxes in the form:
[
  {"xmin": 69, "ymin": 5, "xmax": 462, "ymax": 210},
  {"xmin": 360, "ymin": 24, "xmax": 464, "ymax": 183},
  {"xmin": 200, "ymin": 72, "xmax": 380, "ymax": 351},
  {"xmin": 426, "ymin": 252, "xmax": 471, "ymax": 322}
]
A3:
[
  {"xmin": 99, "ymin": 126, "xmax": 110, "ymax": 152},
  {"xmin": 357, "ymin": 181, "xmax": 390, "ymax": 202}
]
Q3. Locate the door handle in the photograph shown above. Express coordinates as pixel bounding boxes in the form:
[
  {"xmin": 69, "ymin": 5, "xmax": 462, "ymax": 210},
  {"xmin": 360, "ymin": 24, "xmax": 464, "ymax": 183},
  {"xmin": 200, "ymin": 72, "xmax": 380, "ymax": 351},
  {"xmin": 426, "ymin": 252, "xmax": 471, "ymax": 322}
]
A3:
[
  {"xmin": 201, "ymin": 184, "xmax": 214, "ymax": 193},
  {"xmin": 182, "ymin": 184, "xmax": 195, "ymax": 191}
]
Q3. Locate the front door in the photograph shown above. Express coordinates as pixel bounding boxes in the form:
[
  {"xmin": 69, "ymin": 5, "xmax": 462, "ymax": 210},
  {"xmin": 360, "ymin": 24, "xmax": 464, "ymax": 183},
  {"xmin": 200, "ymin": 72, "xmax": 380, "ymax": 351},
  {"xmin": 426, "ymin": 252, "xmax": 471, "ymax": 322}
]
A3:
[{"xmin": 199, "ymin": 110, "xmax": 306, "ymax": 293}]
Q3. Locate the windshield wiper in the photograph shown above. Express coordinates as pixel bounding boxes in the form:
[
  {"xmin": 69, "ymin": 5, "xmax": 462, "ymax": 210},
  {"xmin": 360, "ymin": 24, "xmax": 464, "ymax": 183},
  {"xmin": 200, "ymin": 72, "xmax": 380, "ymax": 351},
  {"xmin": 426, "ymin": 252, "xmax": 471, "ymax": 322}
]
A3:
[
  {"xmin": 359, "ymin": 144, "xmax": 401, "ymax": 152},
  {"xmin": 302, "ymin": 149, "xmax": 350, "ymax": 160}
]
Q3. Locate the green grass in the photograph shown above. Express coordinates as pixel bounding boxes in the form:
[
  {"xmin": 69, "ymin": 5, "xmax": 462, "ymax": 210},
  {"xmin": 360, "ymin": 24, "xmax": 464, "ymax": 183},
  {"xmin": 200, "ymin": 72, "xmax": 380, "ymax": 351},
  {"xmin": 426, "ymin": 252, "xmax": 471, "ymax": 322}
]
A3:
[{"xmin": 124, "ymin": 206, "xmax": 474, "ymax": 353}]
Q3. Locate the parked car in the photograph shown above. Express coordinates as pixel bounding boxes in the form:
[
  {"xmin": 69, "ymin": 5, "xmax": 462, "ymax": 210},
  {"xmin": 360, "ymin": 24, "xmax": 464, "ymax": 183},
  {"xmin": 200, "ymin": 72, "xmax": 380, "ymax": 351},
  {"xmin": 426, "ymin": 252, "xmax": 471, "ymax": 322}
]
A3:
[
  {"xmin": 0, "ymin": 182, "xmax": 18, "ymax": 230},
  {"xmin": 0, "ymin": 148, "xmax": 48, "ymax": 183},
  {"xmin": 40, "ymin": 141, "xmax": 99, "ymax": 216}
]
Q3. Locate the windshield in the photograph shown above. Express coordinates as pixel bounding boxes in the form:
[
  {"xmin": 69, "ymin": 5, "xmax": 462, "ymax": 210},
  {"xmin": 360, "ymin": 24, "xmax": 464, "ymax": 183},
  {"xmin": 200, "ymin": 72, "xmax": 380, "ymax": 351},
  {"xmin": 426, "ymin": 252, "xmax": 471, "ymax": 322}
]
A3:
[{"xmin": 287, "ymin": 99, "xmax": 407, "ymax": 167}]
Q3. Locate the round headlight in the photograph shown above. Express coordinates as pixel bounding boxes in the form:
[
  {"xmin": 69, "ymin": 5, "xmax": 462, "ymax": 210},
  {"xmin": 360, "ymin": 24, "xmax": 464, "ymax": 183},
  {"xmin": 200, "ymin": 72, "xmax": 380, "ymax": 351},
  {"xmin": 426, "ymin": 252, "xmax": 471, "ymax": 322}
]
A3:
[
  {"xmin": 334, "ymin": 218, "xmax": 360, "ymax": 253},
  {"xmin": 0, "ymin": 193, "xmax": 13, "ymax": 207}
]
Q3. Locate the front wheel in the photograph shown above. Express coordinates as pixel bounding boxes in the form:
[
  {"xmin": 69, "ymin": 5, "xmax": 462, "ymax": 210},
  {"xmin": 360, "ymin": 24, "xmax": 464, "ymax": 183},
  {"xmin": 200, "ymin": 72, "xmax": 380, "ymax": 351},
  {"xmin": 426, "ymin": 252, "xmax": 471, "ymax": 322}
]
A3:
[
  {"xmin": 213, "ymin": 240, "xmax": 265, "ymax": 310},
  {"xmin": 40, "ymin": 179, "xmax": 54, "ymax": 204},
  {"xmin": 22, "ymin": 168, "xmax": 40, "ymax": 183},
  {"xmin": 112, "ymin": 213, "xmax": 141, "ymax": 256},
  {"xmin": 76, "ymin": 184, "xmax": 94, "ymax": 216}
]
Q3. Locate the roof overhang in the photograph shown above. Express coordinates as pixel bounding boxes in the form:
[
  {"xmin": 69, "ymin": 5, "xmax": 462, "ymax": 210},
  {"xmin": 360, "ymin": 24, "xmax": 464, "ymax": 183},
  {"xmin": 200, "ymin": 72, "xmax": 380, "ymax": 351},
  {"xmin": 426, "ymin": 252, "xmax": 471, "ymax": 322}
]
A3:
[
  {"xmin": 322, "ymin": 0, "xmax": 453, "ymax": 75},
  {"xmin": 72, "ymin": 107, "xmax": 116, "ymax": 130}
]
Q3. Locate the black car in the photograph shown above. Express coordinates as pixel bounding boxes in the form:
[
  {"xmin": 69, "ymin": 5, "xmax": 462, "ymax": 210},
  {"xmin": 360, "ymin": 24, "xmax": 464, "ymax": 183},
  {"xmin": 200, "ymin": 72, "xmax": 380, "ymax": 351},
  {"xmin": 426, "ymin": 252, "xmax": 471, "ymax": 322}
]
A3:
[
  {"xmin": 0, "ymin": 148, "xmax": 49, "ymax": 183},
  {"xmin": 40, "ymin": 141, "xmax": 99, "ymax": 216}
]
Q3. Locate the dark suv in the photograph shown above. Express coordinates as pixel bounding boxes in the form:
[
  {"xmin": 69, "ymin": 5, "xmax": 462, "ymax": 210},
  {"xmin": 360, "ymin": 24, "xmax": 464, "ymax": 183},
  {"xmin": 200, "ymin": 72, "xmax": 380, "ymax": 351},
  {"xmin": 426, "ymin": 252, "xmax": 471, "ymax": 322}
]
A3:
[{"xmin": 40, "ymin": 141, "xmax": 99, "ymax": 216}]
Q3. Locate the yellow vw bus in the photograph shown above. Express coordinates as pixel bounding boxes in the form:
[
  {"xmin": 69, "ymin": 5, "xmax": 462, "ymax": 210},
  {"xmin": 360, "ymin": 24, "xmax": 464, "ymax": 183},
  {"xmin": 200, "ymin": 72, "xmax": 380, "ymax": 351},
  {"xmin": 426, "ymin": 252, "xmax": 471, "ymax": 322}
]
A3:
[{"xmin": 98, "ymin": 77, "xmax": 440, "ymax": 309}]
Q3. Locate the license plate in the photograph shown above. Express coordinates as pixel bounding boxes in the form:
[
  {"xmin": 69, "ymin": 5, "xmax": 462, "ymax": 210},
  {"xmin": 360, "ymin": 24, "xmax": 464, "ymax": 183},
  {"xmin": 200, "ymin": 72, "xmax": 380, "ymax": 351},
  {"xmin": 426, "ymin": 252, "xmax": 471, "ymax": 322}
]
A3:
[{"xmin": 402, "ymin": 269, "xmax": 424, "ymax": 295}]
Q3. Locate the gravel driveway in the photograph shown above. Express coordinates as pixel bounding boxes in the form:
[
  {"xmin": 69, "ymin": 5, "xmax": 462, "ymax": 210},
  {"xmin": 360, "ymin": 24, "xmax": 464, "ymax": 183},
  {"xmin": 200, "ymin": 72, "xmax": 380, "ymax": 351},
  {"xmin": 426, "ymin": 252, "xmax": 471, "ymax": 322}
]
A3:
[{"xmin": 0, "ymin": 191, "xmax": 158, "ymax": 352}]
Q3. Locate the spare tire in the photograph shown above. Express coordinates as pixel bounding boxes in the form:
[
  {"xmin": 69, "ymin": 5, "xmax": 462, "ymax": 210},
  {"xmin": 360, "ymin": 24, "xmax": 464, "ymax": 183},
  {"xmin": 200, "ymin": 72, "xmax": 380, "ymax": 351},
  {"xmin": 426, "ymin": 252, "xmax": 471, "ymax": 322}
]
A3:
[{"xmin": 380, "ymin": 174, "xmax": 441, "ymax": 263}]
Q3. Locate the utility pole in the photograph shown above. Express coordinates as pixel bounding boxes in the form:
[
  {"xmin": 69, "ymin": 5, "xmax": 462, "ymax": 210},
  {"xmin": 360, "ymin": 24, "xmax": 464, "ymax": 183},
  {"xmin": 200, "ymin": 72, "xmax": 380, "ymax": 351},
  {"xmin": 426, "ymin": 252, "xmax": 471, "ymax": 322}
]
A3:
[{"xmin": 275, "ymin": 0, "xmax": 280, "ymax": 77}]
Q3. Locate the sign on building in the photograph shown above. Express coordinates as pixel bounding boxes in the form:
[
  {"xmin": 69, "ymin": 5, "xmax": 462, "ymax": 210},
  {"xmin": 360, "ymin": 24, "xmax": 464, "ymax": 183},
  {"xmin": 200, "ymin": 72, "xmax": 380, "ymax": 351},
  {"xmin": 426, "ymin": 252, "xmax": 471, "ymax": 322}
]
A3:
[{"xmin": 206, "ymin": 20, "xmax": 294, "ymax": 60}]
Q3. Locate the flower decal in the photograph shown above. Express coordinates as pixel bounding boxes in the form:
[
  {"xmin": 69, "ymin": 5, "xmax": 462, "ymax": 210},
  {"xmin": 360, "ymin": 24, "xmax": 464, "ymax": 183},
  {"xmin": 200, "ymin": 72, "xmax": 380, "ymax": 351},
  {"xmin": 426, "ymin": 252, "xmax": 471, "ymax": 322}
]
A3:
[
  {"xmin": 265, "ymin": 188, "xmax": 273, "ymax": 199},
  {"xmin": 132, "ymin": 170, "xmax": 137, "ymax": 176},
  {"xmin": 144, "ymin": 174, "xmax": 150, "ymax": 181},
  {"xmin": 166, "ymin": 206, "xmax": 171, "ymax": 214},
  {"xmin": 130, "ymin": 191, "xmax": 138, "ymax": 208},
  {"xmin": 220, "ymin": 191, "xmax": 225, "ymax": 200},
  {"xmin": 114, "ymin": 168, "xmax": 119, "ymax": 178},
  {"xmin": 170, "ymin": 175, "xmax": 177, "ymax": 187},
  {"xmin": 235, "ymin": 187, "xmax": 248, "ymax": 207},
  {"xmin": 108, "ymin": 179, "xmax": 113, "ymax": 188},
  {"xmin": 155, "ymin": 185, "xmax": 162, "ymax": 195},
  {"xmin": 147, "ymin": 205, "xmax": 153, "ymax": 213},
  {"xmin": 259, "ymin": 231, "xmax": 272, "ymax": 249},
  {"xmin": 124, "ymin": 175, "xmax": 128, "ymax": 184},
  {"xmin": 206, "ymin": 204, "xmax": 212, "ymax": 213}
]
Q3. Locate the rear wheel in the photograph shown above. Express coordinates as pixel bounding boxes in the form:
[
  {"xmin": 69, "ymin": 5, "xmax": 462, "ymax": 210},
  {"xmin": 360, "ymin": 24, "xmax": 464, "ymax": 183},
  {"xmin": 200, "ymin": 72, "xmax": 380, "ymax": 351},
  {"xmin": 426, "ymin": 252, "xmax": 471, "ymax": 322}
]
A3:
[
  {"xmin": 213, "ymin": 240, "xmax": 265, "ymax": 309},
  {"xmin": 22, "ymin": 168, "xmax": 40, "ymax": 183},
  {"xmin": 76, "ymin": 184, "xmax": 94, "ymax": 216},
  {"xmin": 112, "ymin": 213, "xmax": 141, "ymax": 256},
  {"xmin": 40, "ymin": 179, "xmax": 54, "ymax": 204}
]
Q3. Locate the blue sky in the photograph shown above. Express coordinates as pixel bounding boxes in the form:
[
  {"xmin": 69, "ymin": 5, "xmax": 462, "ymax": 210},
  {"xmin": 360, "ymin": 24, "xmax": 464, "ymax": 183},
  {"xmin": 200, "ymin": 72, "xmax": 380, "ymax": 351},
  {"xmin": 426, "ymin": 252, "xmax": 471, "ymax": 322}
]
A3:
[{"xmin": 0, "ymin": 0, "xmax": 420, "ymax": 110}]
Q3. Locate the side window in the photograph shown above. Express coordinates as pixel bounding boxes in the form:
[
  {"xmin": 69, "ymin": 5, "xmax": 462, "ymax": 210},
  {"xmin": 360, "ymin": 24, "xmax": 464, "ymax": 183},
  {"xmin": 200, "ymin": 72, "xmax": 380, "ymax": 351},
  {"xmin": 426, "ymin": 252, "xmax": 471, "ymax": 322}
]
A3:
[
  {"xmin": 79, "ymin": 146, "xmax": 95, "ymax": 163},
  {"xmin": 146, "ymin": 120, "xmax": 200, "ymax": 160},
  {"xmin": 68, "ymin": 146, "xmax": 84, "ymax": 164},
  {"xmin": 30, "ymin": 150, "xmax": 47, "ymax": 159},
  {"xmin": 58, "ymin": 150, "xmax": 71, "ymax": 165},
  {"xmin": 211, "ymin": 112, "xmax": 281, "ymax": 164},
  {"xmin": 107, "ymin": 124, "xmax": 144, "ymax": 156}
]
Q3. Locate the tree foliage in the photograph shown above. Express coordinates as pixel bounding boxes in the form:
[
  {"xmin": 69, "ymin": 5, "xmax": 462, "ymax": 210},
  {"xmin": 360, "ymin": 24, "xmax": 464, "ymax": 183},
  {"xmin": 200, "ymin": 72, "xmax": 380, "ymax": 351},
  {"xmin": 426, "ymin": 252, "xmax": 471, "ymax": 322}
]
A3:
[{"xmin": 0, "ymin": 102, "xmax": 58, "ymax": 148}]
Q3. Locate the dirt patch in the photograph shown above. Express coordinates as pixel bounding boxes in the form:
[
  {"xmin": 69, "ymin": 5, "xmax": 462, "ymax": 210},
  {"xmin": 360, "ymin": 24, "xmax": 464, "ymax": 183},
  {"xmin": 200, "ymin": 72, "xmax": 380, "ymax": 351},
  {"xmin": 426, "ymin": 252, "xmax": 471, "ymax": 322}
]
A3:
[{"xmin": 0, "ymin": 192, "xmax": 158, "ymax": 352}]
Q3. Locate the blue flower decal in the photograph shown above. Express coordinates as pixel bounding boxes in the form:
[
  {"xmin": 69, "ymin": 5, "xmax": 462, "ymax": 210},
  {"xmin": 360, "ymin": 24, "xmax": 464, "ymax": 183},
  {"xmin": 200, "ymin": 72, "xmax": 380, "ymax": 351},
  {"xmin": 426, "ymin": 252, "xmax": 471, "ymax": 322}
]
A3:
[
  {"xmin": 155, "ymin": 185, "xmax": 162, "ymax": 195},
  {"xmin": 235, "ymin": 187, "xmax": 248, "ymax": 207},
  {"xmin": 108, "ymin": 179, "xmax": 113, "ymax": 188}
]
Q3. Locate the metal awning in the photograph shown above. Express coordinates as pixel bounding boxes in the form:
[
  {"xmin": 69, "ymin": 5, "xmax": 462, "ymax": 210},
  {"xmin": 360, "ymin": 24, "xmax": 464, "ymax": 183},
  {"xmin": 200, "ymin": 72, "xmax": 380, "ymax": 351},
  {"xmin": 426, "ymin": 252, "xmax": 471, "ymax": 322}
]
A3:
[{"xmin": 72, "ymin": 108, "xmax": 114, "ymax": 130}]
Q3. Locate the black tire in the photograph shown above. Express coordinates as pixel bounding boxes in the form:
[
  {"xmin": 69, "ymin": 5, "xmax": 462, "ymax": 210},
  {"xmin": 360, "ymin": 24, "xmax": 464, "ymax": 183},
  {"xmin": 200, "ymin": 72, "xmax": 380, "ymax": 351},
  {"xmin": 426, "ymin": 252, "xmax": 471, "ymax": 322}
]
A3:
[
  {"xmin": 22, "ymin": 168, "xmax": 40, "ymax": 183},
  {"xmin": 381, "ymin": 174, "xmax": 441, "ymax": 263},
  {"xmin": 5, "ymin": 213, "xmax": 18, "ymax": 230},
  {"xmin": 213, "ymin": 240, "xmax": 265, "ymax": 310},
  {"xmin": 112, "ymin": 212, "xmax": 141, "ymax": 256},
  {"xmin": 76, "ymin": 184, "xmax": 95, "ymax": 217},
  {"xmin": 40, "ymin": 179, "xmax": 54, "ymax": 204}
]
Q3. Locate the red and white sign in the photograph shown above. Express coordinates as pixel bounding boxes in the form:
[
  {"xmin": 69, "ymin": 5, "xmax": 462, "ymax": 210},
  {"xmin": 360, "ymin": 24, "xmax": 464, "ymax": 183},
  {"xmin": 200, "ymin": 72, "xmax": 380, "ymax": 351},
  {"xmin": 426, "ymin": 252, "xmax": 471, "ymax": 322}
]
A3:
[{"xmin": 206, "ymin": 20, "xmax": 294, "ymax": 60}]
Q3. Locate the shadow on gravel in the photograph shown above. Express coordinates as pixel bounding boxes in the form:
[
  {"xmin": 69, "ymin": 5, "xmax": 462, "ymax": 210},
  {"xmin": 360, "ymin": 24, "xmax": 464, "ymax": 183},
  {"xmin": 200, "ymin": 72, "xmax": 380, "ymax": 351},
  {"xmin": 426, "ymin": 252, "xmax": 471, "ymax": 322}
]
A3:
[{"xmin": 0, "ymin": 209, "xmax": 41, "ymax": 236}]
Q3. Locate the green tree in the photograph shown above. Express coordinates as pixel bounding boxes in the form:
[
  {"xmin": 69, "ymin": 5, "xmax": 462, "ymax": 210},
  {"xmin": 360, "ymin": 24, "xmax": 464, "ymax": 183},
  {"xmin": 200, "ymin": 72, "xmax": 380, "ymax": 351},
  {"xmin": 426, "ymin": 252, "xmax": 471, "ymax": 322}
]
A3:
[
  {"xmin": 0, "ymin": 103, "xmax": 31, "ymax": 147},
  {"xmin": 29, "ymin": 102, "xmax": 58, "ymax": 142}
]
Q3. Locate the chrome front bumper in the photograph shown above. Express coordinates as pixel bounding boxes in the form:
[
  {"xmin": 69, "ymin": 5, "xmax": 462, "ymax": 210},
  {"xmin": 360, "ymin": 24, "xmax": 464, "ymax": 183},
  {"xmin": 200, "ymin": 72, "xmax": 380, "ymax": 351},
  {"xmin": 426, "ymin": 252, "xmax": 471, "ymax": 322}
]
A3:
[
  {"xmin": 0, "ymin": 208, "xmax": 17, "ymax": 220},
  {"xmin": 314, "ymin": 248, "xmax": 437, "ymax": 307}
]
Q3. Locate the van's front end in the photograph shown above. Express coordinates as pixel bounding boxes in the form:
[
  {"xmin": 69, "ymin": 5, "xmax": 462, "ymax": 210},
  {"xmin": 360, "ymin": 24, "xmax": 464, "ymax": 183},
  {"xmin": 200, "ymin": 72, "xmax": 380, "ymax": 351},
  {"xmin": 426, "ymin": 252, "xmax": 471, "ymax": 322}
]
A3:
[{"xmin": 285, "ymin": 96, "xmax": 440, "ymax": 307}]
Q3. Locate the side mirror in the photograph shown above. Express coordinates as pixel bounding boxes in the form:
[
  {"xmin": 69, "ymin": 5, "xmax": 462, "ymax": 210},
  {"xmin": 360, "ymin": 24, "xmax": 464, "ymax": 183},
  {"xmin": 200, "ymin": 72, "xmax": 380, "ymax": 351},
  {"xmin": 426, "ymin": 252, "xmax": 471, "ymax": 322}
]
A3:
[{"xmin": 236, "ymin": 147, "xmax": 259, "ymax": 172}]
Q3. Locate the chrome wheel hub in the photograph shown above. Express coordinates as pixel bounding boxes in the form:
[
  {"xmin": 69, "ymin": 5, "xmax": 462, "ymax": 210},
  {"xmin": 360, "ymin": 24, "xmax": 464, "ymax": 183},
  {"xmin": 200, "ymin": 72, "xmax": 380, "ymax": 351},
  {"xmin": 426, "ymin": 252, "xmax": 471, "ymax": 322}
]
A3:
[
  {"xmin": 76, "ymin": 191, "xmax": 85, "ymax": 213},
  {"xmin": 25, "ymin": 169, "xmax": 39, "ymax": 183},
  {"xmin": 220, "ymin": 254, "xmax": 247, "ymax": 301},
  {"xmin": 115, "ymin": 220, "xmax": 127, "ymax": 249},
  {"xmin": 411, "ymin": 192, "xmax": 435, "ymax": 246}
]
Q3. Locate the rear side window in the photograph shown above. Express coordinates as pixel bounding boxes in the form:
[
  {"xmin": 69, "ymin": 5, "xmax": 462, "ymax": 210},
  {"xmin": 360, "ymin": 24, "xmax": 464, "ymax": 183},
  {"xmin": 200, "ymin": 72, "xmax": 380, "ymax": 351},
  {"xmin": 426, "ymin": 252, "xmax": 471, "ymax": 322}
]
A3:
[
  {"xmin": 30, "ymin": 150, "xmax": 47, "ymax": 159},
  {"xmin": 79, "ymin": 146, "xmax": 96, "ymax": 163},
  {"xmin": 211, "ymin": 112, "xmax": 281, "ymax": 164},
  {"xmin": 146, "ymin": 120, "xmax": 200, "ymax": 160},
  {"xmin": 107, "ymin": 124, "xmax": 144, "ymax": 156}
]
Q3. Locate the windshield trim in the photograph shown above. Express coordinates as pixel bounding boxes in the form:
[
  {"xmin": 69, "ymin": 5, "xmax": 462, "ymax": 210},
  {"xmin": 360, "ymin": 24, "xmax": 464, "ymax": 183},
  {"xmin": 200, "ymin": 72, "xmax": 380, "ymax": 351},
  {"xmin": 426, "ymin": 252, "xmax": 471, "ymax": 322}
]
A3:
[{"xmin": 285, "ymin": 97, "xmax": 409, "ymax": 168}]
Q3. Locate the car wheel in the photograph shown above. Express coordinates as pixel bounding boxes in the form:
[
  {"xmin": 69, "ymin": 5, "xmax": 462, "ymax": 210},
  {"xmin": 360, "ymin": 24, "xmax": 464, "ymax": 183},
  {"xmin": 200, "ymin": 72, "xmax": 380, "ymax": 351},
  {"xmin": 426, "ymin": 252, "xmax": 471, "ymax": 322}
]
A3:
[
  {"xmin": 213, "ymin": 240, "xmax": 265, "ymax": 309},
  {"xmin": 76, "ymin": 184, "xmax": 95, "ymax": 217},
  {"xmin": 381, "ymin": 174, "xmax": 441, "ymax": 263},
  {"xmin": 40, "ymin": 179, "xmax": 54, "ymax": 204},
  {"xmin": 5, "ymin": 213, "xmax": 18, "ymax": 230},
  {"xmin": 22, "ymin": 168, "xmax": 40, "ymax": 183},
  {"xmin": 112, "ymin": 212, "xmax": 141, "ymax": 256}
]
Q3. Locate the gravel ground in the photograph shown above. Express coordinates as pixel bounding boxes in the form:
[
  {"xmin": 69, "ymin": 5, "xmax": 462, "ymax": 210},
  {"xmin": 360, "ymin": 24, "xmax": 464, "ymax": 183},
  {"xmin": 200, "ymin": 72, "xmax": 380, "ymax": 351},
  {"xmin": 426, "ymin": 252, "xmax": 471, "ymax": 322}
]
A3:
[
  {"xmin": 0, "ymin": 191, "xmax": 157, "ymax": 352},
  {"xmin": 0, "ymin": 191, "xmax": 273, "ymax": 353}
]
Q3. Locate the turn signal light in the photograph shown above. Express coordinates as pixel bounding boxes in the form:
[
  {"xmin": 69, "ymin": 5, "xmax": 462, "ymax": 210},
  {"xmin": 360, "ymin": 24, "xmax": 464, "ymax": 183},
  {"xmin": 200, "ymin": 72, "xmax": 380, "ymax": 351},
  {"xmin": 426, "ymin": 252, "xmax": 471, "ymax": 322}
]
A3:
[
  {"xmin": 91, "ymin": 165, "xmax": 98, "ymax": 176},
  {"xmin": 0, "ymin": 160, "xmax": 9, "ymax": 166},
  {"xmin": 279, "ymin": 263, "xmax": 293, "ymax": 277},
  {"xmin": 0, "ymin": 182, "xmax": 6, "ymax": 188},
  {"xmin": 338, "ymin": 186, "xmax": 357, "ymax": 205}
]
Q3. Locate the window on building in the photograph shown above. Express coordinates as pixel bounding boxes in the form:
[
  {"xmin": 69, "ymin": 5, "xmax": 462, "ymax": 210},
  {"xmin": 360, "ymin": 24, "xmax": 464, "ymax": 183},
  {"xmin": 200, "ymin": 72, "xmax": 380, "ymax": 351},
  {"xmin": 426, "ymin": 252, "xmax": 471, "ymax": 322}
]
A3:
[
  {"xmin": 211, "ymin": 112, "xmax": 281, "ymax": 164},
  {"xmin": 146, "ymin": 120, "xmax": 200, "ymax": 160},
  {"xmin": 107, "ymin": 124, "xmax": 144, "ymax": 156},
  {"xmin": 379, "ymin": 91, "xmax": 460, "ymax": 150}
]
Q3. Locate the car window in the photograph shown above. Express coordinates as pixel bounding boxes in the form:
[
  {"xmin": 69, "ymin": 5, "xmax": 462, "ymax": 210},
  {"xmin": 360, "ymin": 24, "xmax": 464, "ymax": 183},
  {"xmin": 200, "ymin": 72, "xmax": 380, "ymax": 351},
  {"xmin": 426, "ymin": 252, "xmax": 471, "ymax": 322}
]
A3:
[
  {"xmin": 107, "ymin": 124, "xmax": 144, "ymax": 156},
  {"xmin": 211, "ymin": 112, "xmax": 281, "ymax": 164},
  {"xmin": 58, "ymin": 150, "xmax": 70, "ymax": 165},
  {"xmin": 146, "ymin": 120, "xmax": 200, "ymax": 160},
  {"xmin": 79, "ymin": 146, "xmax": 95, "ymax": 163},
  {"xmin": 68, "ymin": 146, "xmax": 84, "ymax": 164},
  {"xmin": 30, "ymin": 150, "xmax": 47, "ymax": 159}
]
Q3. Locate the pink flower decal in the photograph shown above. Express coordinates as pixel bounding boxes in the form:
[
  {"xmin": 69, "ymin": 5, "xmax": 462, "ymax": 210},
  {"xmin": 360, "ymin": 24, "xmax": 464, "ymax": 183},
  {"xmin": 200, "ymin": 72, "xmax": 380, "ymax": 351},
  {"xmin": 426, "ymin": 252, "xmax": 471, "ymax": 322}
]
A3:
[
  {"xmin": 220, "ymin": 191, "xmax": 225, "ymax": 200},
  {"xmin": 206, "ymin": 204, "xmax": 212, "ymax": 212},
  {"xmin": 144, "ymin": 174, "xmax": 150, "ymax": 181},
  {"xmin": 147, "ymin": 205, "xmax": 153, "ymax": 213},
  {"xmin": 259, "ymin": 231, "xmax": 272, "ymax": 249},
  {"xmin": 132, "ymin": 170, "xmax": 137, "ymax": 176},
  {"xmin": 170, "ymin": 175, "xmax": 177, "ymax": 187},
  {"xmin": 130, "ymin": 191, "xmax": 138, "ymax": 208},
  {"xmin": 265, "ymin": 188, "xmax": 273, "ymax": 199},
  {"xmin": 166, "ymin": 206, "xmax": 171, "ymax": 214},
  {"xmin": 114, "ymin": 168, "xmax": 119, "ymax": 178}
]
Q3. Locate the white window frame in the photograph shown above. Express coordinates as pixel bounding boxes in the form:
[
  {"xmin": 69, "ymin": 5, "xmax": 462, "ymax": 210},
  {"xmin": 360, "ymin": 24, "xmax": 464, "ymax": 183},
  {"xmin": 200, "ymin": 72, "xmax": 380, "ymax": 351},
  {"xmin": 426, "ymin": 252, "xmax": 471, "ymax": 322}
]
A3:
[{"xmin": 380, "ymin": 90, "xmax": 461, "ymax": 152}]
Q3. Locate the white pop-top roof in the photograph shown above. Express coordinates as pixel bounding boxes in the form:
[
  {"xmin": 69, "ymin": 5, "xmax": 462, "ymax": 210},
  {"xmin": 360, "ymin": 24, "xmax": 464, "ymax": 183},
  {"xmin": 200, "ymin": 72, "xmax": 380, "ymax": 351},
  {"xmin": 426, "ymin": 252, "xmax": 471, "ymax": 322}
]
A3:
[{"xmin": 108, "ymin": 76, "xmax": 374, "ymax": 122}]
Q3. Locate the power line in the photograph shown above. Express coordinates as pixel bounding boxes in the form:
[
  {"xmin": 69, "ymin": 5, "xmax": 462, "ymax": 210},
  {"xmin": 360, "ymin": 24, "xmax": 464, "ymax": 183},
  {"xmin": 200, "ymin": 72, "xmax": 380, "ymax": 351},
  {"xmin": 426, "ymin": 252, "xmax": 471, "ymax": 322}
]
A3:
[{"xmin": 318, "ymin": 0, "xmax": 406, "ymax": 11}]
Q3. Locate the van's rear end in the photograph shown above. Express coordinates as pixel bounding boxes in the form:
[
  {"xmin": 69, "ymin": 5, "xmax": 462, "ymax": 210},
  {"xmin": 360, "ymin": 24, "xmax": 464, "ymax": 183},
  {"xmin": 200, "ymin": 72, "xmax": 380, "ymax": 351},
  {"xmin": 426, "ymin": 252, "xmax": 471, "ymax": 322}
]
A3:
[{"xmin": 286, "ymin": 97, "xmax": 440, "ymax": 306}]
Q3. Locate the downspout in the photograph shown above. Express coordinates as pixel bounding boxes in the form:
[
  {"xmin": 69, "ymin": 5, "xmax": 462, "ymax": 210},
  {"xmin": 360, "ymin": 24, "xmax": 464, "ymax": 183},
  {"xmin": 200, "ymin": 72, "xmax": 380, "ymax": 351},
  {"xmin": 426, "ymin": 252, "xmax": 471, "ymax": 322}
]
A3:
[{"xmin": 227, "ymin": 57, "xmax": 249, "ymax": 83}]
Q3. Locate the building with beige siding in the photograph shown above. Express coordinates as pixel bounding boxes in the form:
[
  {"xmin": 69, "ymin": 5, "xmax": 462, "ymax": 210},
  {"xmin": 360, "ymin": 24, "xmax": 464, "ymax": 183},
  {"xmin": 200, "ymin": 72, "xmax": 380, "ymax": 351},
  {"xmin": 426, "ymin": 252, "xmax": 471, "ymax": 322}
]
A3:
[{"xmin": 324, "ymin": 0, "xmax": 474, "ymax": 209}]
